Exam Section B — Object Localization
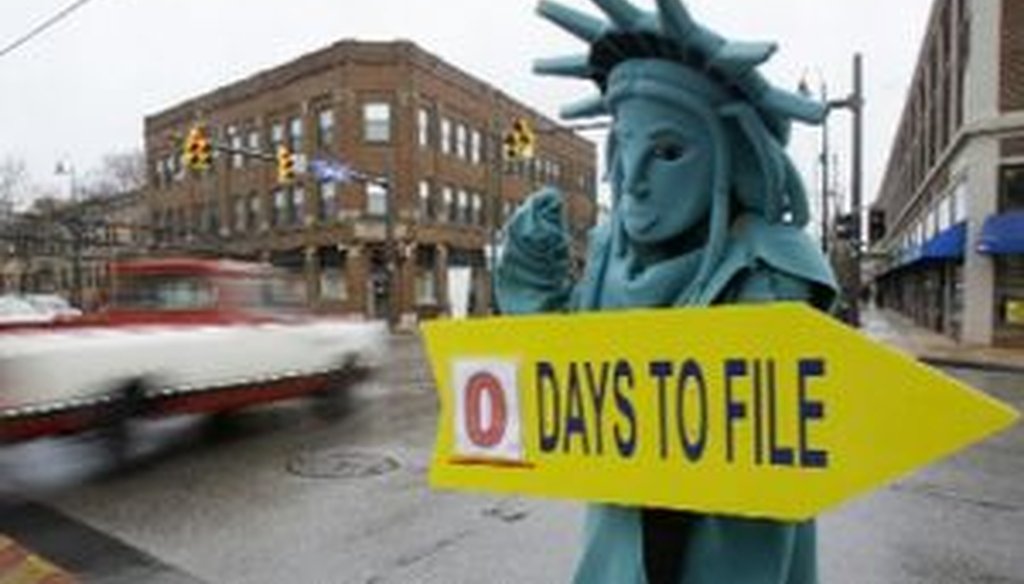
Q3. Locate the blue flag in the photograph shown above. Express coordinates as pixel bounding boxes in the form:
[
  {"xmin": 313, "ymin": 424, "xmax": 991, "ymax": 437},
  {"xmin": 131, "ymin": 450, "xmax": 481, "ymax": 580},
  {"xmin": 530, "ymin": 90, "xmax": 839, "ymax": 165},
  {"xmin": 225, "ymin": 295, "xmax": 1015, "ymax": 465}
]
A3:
[{"xmin": 309, "ymin": 158, "xmax": 353, "ymax": 184}]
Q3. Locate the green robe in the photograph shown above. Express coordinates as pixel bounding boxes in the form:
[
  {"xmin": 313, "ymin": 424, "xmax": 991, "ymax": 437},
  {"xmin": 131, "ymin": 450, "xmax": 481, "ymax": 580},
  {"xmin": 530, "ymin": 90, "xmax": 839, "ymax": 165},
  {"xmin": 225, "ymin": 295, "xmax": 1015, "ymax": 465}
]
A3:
[{"xmin": 496, "ymin": 203, "xmax": 838, "ymax": 584}]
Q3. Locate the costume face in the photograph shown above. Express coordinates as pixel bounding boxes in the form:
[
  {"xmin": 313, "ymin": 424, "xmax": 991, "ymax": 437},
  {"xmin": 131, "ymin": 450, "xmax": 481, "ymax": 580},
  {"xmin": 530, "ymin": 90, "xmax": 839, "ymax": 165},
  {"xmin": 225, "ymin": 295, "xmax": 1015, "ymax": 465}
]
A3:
[{"xmin": 613, "ymin": 93, "xmax": 715, "ymax": 244}]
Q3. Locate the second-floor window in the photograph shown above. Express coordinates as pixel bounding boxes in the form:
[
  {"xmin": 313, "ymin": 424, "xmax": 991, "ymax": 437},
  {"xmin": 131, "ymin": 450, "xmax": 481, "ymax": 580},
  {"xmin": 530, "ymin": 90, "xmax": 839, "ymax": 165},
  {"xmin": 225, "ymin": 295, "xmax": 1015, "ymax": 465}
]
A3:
[
  {"xmin": 270, "ymin": 122, "xmax": 285, "ymax": 152},
  {"xmin": 363, "ymin": 102, "xmax": 391, "ymax": 143},
  {"xmin": 247, "ymin": 129, "xmax": 260, "ymax": 153},
  {"xmin": 470, "ymin": 129, "xmax": 481, "ymax": 165},
  {"xmin": 457, "ymin": 190, "xmax": 468, "ymax": 223},
  {"xmin": 230, "ymin": 129, "xmax": 244, "ymax": 169},
  {"xmin": 366, "ymin": 182, "xmax": 388, "ymax": 216},
  {"xmin": 441, "ymin": 118, "xmax": 452, "ymax": 155},
  {"xmin": 418, "ymin": 180, "xmax": 432, "ymax": 221},
  {"xmin": 289, "ymin": 116, "xmax": 303, "ymax": 153},
  {"xmin": 456, "ymin": 124, "xmax": 467, "ymax": 160},
  {"xmin": 418, "ymin": 108, "xmax": 431, "ymax": 148},
  {"xmin": 317, "ymin": 108, "xmax": 335, "ymax": 152}
]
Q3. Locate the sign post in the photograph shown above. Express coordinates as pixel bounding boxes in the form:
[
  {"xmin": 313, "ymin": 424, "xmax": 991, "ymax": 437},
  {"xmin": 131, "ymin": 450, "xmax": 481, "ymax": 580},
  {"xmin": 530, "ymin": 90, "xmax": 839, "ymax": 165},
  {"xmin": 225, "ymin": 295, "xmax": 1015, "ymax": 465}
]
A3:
[{"xmin": 422, "ymin": 304, "xmax": 1019, "ymax": 520}]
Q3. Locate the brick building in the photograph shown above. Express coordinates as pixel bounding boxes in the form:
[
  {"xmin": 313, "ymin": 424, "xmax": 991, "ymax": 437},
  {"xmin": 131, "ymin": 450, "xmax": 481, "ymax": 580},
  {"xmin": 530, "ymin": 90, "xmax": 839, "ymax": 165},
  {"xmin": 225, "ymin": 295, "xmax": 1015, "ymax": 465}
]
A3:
[
  {"xmin": 872, "ymin": 0, "xmax": 1024, "ymax": 346},
  {"xmin": 144, "ymin": 40, "xmax": 598, "ymax": 324}
]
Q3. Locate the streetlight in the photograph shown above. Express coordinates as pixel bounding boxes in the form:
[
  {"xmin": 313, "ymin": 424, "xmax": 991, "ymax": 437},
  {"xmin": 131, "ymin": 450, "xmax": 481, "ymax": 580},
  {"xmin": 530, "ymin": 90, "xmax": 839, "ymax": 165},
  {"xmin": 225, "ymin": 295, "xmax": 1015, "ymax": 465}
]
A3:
[
  {"xmin": 54, "ymin": 160, "xmax": 77, "ymax": 202},
  {"xmin": 54, "ymin": 160, "xmax": 82, "ymax": 306}
]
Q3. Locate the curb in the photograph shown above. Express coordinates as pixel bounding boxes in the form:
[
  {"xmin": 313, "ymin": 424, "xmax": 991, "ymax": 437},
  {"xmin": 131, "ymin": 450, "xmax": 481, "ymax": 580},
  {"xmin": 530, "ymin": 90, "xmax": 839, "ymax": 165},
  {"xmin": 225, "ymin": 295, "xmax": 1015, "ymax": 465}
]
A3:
[{"xmin": 919, "ymin": 356, "xmax": 1024, "ymax": 375}]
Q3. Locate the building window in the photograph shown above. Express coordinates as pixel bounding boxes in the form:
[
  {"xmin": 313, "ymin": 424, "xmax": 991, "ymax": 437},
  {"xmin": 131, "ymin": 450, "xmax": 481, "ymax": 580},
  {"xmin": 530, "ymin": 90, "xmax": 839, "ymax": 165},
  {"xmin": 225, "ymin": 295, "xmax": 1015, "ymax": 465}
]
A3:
[
  {"xmin": 471, "ymin": 129, "xmax": 482, "ymax": 165},
  {"xmin": 457, "ymin": 189, "xmax": 468, "ymax": 223},
  {"xmin": 472, "ymin": 193, "xmax": 483, "ymax": 225},
  {"xmin": 953, "ymin": 180, "xmax": 967, "ymax": 222},
  {"xmin": 270, "ymin": 122, "xmax": 285, "ymax": 152},
  {"xmin": 456, "ymin": 124, "xmax": 467, "ymax": 160},
  {"xmin": 248, "ymin": 192, "xmax": 260, "ymax": 230},
  {"xmin": 418, "ymin": 180, "xmax": 432, "ymax": 221},
  {"xmin": 319, "ymin": 181, "xmax": 338, "ymax": 222},
  {"xmin": 234, "ymin": 197, "xmax": 246, "ymax": 232},
  {"xmin": 366, "ymin": 182, "xmax": 388, "ymax": 216},
  {"xmin": 317, "ymin": 108, "xmax": 335, "ymax": 152},
  {"xmin": 247, "ymin": 129, "xmax": 260, "ymax": 153},
  {"xmin": 273, "ymin": 189, "xmax": 286, "ymax": 227},
  {"xmin": 319, "ymin": 248, "xmax": 348, "ymax": 301},
  {"xmin": 230, "ymin": 129, "xmax": 244, "ymax": 169},
  {"xmin": 363, "ymin": 102, "xmax": 391, "ymax": 143},
  {"xmin": 416, "ymin": 247, "xmax": 437, "ymax": 305},
  {"xmin": 292, "ymin": 187, "xmax": 305, "ymax": 226},
  {"xmin": 441, "ymin": 118, "xmax": 452, "ymax": 155},
  {"xmin": 289, "ymin": 116, "xmax": 303, "ymax": 153},
  {"xmin": 442, "ymin": 186, "xmax": 453, "ymax": 222},
  {"xmin": 418, "ymin": 108, "xmax": 431, "ymax": 148},
  {"xmin": 1000, "ymin": 165, "xmax": 1024, "ymax": 211}
]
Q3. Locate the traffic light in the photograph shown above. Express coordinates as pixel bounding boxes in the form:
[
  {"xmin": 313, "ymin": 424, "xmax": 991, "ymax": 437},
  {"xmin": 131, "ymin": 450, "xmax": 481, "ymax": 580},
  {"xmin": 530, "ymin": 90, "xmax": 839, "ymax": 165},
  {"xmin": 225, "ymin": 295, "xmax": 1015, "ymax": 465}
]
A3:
[
  {"xmin": 277, "ymin": 146, "xmax": 296, "ymax": 185},
  {"xmin": 835, "ymin": 213, "xmax": 858, "ymax": 241},
  {"xmin": 503, "ymin": 132, "xmax": 519, "ymax": 161},
  {"xmin": 513, "ymin": 117, "xmax": 535, "ymax": 159},
  {"xmin": 503, "ymin": 117, "xmax": 536, "ymax": 161},
  {"xmin": 183, "ymin": 125, "xmax": 213, "ymax": 172},
  {"xmin": 869, "ymin": 208, "xmax": 886, "ymax": 244}
]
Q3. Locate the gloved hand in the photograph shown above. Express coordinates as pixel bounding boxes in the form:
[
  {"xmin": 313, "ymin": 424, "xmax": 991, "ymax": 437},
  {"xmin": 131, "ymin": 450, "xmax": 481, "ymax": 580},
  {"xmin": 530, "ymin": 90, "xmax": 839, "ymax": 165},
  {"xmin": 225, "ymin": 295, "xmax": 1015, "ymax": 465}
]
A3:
[{"xmin": 495, "ymin": 186, "xmax": 573, "ymax": 314}]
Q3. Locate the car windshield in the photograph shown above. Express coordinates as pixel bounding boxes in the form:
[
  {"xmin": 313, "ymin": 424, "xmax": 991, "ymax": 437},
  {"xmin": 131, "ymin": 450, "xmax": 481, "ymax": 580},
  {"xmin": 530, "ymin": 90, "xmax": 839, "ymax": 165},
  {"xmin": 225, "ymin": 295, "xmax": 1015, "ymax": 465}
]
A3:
[{"xmin": 112, "ymin": 275, "xmax": 218, "ymax": 310}]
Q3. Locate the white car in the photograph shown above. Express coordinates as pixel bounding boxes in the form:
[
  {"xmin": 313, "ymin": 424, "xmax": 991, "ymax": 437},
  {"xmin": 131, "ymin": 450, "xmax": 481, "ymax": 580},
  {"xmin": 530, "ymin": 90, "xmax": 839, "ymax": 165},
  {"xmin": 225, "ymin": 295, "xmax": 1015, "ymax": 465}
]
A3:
[
  {"xmin": 0, "ymin": 295, "xmax": 52, "ymax": 326},
  {"xmin": 23, "ymin": 294, "xmax": 83, "ymax": 319},
  {"xmin": 0, "ymin": 258, "xmax": 386, "ymax": 449}
]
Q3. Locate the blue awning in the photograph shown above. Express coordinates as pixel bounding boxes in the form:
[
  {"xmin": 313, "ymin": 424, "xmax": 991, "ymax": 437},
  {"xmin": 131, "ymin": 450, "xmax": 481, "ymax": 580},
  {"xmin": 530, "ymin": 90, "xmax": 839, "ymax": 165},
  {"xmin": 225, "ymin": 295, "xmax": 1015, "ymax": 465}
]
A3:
[
  {"xmin": 978, "ymin": 211, "xmax": 1024, "ymax": 254},
  {"xmin": 921, "ymin": 221, "xmax": 967, "ymax": 260}
]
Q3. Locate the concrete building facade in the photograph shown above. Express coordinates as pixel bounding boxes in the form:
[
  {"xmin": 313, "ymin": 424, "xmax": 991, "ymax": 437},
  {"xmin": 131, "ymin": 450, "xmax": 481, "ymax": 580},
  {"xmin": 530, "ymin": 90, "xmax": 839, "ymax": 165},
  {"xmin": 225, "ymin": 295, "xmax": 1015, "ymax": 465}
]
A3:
[
  {"xmin": 144, "ymin": 40, "xmax": 598, "ymax": 324},
  {"xmin": 872, "ymin": 0, "xmax": 1024, "ymax": 347}
]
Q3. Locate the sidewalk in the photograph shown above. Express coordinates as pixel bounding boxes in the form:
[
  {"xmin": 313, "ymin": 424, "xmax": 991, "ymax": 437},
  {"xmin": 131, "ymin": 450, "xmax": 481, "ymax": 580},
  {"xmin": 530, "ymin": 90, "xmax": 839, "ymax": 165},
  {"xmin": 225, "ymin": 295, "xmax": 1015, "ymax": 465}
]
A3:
[{"xmin": 861, "ymin": 304, "xmax": 1024, "ymax": 373}]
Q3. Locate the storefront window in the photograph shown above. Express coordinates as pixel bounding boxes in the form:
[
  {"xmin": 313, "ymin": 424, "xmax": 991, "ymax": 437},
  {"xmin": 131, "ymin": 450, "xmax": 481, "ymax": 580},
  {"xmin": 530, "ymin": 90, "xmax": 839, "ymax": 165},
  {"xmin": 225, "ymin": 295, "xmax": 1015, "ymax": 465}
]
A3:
[{"xmin": 1000, "ymin": 165, "xmax": 1024, "ymax": 211}]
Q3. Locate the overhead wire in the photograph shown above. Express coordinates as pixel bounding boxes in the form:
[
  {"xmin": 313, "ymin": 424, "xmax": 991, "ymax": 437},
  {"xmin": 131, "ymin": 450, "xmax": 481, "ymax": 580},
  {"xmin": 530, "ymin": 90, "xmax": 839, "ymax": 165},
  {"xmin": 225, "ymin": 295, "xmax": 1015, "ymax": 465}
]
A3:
[{"xmin": 0, "ymin": 0, "xmax": 101, "ymax": 61}]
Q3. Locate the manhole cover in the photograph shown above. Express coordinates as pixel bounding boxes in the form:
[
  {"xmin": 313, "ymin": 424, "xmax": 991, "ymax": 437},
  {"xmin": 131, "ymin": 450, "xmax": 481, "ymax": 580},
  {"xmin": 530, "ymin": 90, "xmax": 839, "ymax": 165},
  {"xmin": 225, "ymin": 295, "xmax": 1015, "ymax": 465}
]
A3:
[{"xmin": 287, "ymin": 449, "xmax": 400, "ymax": 479}]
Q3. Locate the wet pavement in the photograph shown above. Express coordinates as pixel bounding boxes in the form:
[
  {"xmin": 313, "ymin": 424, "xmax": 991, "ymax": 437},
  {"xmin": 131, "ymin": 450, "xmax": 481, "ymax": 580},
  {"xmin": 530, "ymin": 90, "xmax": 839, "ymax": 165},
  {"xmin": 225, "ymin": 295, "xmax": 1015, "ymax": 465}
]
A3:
[{"xmin": 1, "ymin": 336, "xmax": 1021, "ymax": 583}]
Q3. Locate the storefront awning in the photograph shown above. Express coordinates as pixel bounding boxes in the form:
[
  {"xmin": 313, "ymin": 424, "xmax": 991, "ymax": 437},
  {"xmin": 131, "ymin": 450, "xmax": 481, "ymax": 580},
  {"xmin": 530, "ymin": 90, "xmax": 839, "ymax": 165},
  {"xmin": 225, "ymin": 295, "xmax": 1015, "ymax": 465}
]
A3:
[
  {"xmin": 921, "ymin": 221, "xmax": 967, "ymax": 260},
  {"xmin": 978, "ymin": 211, "xmax": 1024, "ymax": 255}
]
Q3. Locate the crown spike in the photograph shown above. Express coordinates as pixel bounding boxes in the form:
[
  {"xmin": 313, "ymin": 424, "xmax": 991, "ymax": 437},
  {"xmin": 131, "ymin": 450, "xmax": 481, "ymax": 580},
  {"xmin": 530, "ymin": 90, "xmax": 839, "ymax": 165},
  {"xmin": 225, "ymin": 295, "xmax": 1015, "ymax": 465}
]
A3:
[
  {"xmin": 709, "ymin": 41, "xmax": 778, "ymax": 76},
  {"xmin": 590, "ymin": 0, "xmax": 646, "ymax": 29},
  {"xmin": 534, "ymin": 54, "xmax": 595, "ymax": 79},
  {"xmin": 560, "ymin": 94, "xmax": 610, "ymax": 120},
  {"xmin": 760, "ymin": 87, "xmax": 828, "ymax": 124},
  {"xmin": 537, "ymin": 0, "xmax": 608, "ymax": 43}
]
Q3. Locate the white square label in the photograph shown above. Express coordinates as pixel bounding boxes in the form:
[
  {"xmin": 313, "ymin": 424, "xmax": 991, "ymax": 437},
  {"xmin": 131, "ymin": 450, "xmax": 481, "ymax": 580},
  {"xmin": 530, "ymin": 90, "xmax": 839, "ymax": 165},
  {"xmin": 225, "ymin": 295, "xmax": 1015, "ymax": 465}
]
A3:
[{"xmin": 452, "ymin": 359, "xmax": 523, "ymax": 462}]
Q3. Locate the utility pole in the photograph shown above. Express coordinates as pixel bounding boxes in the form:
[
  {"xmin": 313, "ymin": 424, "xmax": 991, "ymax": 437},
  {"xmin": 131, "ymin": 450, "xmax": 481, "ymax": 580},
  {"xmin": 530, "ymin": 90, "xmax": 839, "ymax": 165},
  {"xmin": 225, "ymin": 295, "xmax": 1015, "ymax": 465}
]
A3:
[
  {"xmin": 383, "ymin": 156, "xmax": 399, "ymax": 332},
  {"xmin": 820, "ymin": 83, "xmax": 831, "ymax": 254},
  {"xmin": 488, "ymin": 115, "xmax": 505, "ymax": 315},
  {"xmin": 850, "ymin": 53, "xmax": 864, "ymax": 327}
]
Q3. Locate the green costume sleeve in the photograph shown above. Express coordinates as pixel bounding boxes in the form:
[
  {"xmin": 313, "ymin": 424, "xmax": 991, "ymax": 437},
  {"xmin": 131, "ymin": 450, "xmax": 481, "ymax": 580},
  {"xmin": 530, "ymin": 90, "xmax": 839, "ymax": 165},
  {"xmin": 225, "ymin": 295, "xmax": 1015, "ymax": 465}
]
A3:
[{"xmin": 495, "ymin": 187, "xmax": 575, "ymax": 315}]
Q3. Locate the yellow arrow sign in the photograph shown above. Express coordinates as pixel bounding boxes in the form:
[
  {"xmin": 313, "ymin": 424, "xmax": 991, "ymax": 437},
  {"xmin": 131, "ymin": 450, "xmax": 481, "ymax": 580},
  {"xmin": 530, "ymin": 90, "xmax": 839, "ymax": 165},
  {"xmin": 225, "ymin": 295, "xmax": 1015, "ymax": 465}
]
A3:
[{"xmin": 422, "ymin": 304, "xmax": 1019, "ymax": 520}]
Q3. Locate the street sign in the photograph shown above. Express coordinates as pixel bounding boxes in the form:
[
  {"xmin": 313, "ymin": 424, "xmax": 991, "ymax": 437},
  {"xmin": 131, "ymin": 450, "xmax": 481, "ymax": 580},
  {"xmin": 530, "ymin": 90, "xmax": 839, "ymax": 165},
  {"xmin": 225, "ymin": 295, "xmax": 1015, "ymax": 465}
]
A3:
[{"xmin": 422, "ymin": 303, "xmax": 1019, "ymax": 520}]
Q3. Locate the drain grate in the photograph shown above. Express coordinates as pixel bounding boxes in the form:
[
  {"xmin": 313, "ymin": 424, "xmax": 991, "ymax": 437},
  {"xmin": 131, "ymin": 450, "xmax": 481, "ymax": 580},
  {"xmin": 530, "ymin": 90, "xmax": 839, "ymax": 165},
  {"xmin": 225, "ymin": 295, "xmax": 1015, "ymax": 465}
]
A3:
[{"xmin": 287, "ymin": 448, "xmax": 400, "ymax": 479}]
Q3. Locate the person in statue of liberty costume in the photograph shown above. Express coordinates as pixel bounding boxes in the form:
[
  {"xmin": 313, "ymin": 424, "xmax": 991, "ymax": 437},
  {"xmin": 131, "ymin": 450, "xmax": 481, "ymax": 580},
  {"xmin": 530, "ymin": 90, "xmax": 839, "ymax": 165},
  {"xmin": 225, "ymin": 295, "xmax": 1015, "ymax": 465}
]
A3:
[{"xmin": 494, "ymin": 1, "xmax": 840, "ymax": 583}]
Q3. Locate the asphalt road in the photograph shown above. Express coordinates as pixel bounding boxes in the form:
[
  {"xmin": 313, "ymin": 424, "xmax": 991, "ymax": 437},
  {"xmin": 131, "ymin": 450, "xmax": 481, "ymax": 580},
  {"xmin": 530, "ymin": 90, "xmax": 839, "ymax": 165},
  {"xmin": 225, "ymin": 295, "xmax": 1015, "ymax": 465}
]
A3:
[{"xmin": 1, "ymin": 336, "xmax": 1021, "ymax": 584}]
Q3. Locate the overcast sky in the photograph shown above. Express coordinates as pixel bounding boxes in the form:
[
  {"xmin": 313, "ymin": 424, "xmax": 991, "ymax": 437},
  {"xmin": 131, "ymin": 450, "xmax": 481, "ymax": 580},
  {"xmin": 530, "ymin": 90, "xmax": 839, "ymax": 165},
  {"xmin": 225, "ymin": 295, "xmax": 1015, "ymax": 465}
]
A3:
[{"xmin": 0, "ymin": 0, "xmax": 934, "ymax": 218}]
